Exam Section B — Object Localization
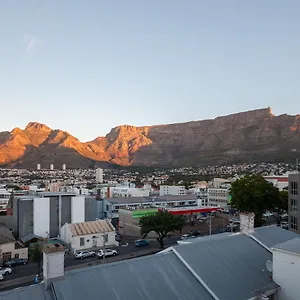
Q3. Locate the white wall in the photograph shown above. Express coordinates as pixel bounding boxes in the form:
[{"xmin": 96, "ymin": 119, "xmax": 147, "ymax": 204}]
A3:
[
  {"xmin": 33, "ymin": 197, "xmax": 50, "ymax": 238},
  {"xmin": 273, "ymin": 249, "xmax": 300, "ymax": 300},
  {"xmin": 71, "ymin": 231, "xmax": 117, "ymax": 251},
  {"xmin": 71, "ymin": 196, "xmax": 85, "ymax": 223},
  {"xmin": 43, "ymin": 251, "xmax": 65, "ymax": 281},
  {"xmin": 159, "ymin": 186, "xmax": 186, "ymax": 196}
]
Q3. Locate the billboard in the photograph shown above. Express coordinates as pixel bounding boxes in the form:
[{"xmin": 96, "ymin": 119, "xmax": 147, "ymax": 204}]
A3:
[{"xmin": 132, "ymin": 209, "xmax": 158, "ymax": 219}]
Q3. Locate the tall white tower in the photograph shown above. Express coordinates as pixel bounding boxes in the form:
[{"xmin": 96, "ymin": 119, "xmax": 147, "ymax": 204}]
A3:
[
  {"xmin": 62, "ymin": 164, "xmax": 66, "ymax": 171},
  {"xmin": 50, "ymin": 164, "xmax": 54, "ymax": 170},
  {"xmin": 37, "ymin": 164, "xmax": 41, "ymax": 171},
  {"xmin": 96, "ymin": 168, "xmax": 103, "ymax": 183}
]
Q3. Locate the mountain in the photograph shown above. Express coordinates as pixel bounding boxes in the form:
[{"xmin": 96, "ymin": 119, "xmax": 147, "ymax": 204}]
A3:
[{"xmin": 1, "ymin": 108, "xmax": 300, "ymax": 169}]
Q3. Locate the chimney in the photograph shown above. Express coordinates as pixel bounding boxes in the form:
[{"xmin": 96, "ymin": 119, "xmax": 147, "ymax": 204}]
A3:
[
  {"xmin": 43, "ymin": 244, "xmax": 65, "ymax": 289},
  {"xmin": 239, "ymin": 212, "xmax": 255, "ymax": 234}
]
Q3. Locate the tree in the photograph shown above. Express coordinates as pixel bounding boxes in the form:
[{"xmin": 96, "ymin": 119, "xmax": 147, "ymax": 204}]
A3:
[
  {"xmin": 139, "ymin": 211, "xmax": 185, "ymax": 249},
  {"xmin": 230, "ymin": 174, "xmax": 280, "ymax": 226},
  {"xmin": 279, "ymin": 190, "xmax": 288, "ymax": 212},
  {"xmin": 30, "ymin": 243, "xmax": 43, "ymax": 276}
]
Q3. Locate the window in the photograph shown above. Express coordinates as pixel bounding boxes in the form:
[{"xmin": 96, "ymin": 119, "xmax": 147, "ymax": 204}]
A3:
[
  {"xmin": 291, "ymin": 199, "xmax": 298, "ymax": 212},
  {"xmin": 14, "ymin": 253, "xmax": 19, "ymax": 258},
  {"xmin": 80, "ymin": 237, "xmax": 85, "ymax": 246},
  {"xmin": 106, "ymin": 205, "xmax": 109, "ymax": 211},
  {"xmin": 291, "ymin": 216, "xmax": 298, "ymax": 231},
  {"xmin": 290, "ymin": 182, "xmax": 298, "ymax": 195}
]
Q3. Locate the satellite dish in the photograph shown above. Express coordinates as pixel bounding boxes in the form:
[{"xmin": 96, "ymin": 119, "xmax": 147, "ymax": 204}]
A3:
[{"xmin": 266, "ymin": 260, "xmax": 273, "ymax": 272}]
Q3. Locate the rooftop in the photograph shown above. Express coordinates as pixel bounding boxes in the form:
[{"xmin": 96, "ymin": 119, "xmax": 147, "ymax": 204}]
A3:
[
  {"xmin": 69, "ymin": 220, "xmax": 115, "ymax": 237},
  {"xmin": 273, "ymin": 238, "xmax": 300, "ymax": 255},
  {"xmin": 0, "ymin": 224, "xmax": 15, "ymax": 245}
]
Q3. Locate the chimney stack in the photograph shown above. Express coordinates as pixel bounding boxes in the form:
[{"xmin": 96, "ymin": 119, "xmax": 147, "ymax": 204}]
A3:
[
  {"xmin": 239, "ymin": 212, "xmax": 255, "ymax": 234},
  {"xmin": 43, "ymin": 244, "xmax": 65, "ymax": 289}
]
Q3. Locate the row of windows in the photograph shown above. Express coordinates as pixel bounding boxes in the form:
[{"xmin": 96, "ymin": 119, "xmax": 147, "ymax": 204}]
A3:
[
  {"xmin": 290, "ymin": 182, "xmax": 298, "ymax": 195},
  {"xmin": 291, "ymin": 216, "xmax": 298, "ymax": 231}
]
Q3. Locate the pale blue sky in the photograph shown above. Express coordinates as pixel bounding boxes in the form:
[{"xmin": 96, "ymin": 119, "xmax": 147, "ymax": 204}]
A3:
[{"xmin": 1, "ymin": 0, "xmax": 300, "ymax": 141}]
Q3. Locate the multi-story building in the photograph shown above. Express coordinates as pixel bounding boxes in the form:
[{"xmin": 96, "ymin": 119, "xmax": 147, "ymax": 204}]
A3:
[
  {"xmin": 0, "ymin": 189, "xmax": 10, "ymax": 213},
  {"xmin": 109, "ymin": 186, "xmax": 150, "ymax": 198},
  {"xmin": 208, "ymin": 188, "xmax": 229, "ymax": 208},
  {"xmin": 159, "ymin": 185, "xmax": 186, "ymax": 196},
  {"xmin": 264, "ymin": 175, "xmax": 289, "ymax": 191},
  {"xmin": 288, "ymin": 173, "xmax": 300, "ymax": 233},
  {"xmin": 96, "ymin": 168, "xmax": 104, "ymax": 183}
]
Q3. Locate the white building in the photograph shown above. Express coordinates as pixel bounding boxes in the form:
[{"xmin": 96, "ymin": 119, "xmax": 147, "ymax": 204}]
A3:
[
  {"xmin": 159, "ymin": 185, "xmax": 186, "ymax": 196},
  {"xmin": 272, "ymin": 238, "xmax": 300, "ymax": 300},
  {"xmin": 61, "ymin": 220, "xmax": 117, "ymax": 252},
  {"xmin": 109, "ymin": 186, "xmax": 150, "ymax": 198},
  {"xmin": 208, "ymin": 188, "xmax": 229, "ymax": 208},
  {"xmin": 62, "ymin": 164, "xmax": 66, "ymax": 171},
  {"xmin": 0, "ymin": 189, "xmax": 10, "ymax": 212},
  {"xmin": 264, "ymin": 175, "xmax": 289, "ymax": 191},
  {"xmin": 211, "ymin": 178, "xmax": 231, "ymax": 188},
  {"xmin": 96, "ymin": 168, "xmax": 104, "ymax": 183},
  {"xmin": 50, "ymin": 164, "xmax": 54, "ymax": 170},
  {"xmin": 37, "ymin": 164, "xmax": 41, "ymax": 171}
]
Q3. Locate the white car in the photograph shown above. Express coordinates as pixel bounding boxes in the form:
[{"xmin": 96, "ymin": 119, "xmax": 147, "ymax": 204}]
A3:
[
  {"xmin": 75, "ymin": 251, "xmax": 96, "ymax": 259},
  {"xmin": 97, "ymin": 249, "xmax": 117, "ymax": 258},
  {"xmin": 0, "ymin": 267, "xmax": 12, "ymax": 275},
  {"xmin": 0, "ymin": 274, "xmax": 3, "ymax": 281},
  {"xmin": 181, "ymin": 234, "xmax": 195, "ymax": 240}
]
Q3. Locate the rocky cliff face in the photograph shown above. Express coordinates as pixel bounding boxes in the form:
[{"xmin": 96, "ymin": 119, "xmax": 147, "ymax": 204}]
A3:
[{"xmin": 1, "ymin": 108, "xmax": 300, "ymax": 168}]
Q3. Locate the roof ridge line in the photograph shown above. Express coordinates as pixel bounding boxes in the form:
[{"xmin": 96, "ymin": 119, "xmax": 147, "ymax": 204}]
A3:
[
  {"xmin": 248, "ymin": 233, "xmax": 271, "ymax": 253},
  {"xmin": 171, "ymin": 247, "xmax": 220, "ymax": 300}
]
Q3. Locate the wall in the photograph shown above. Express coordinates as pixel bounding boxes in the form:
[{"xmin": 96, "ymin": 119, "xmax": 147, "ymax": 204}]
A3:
[
  {"xmin": 71, "ymin": 196, "xmax": 85, "ymax": 223},
  {"xmin": 71, "ymin": 231, "xmax": 116, "ymax": 251},
  {"xmin": 0, "ymin": 242, "xmax": 28, "ymax": 260},
  {"xmin": 273, "ymin": 249, "xmax": 300, "ymax": 300},
  {"xmin": 61, "ymin": 196, "xmax": 72, "ymax": 229},
  {"xmin": 33, "ymin": 197, "xmax": 50, "ymax": 238},
  {"xmin": 49, "ymin": 196, "xmax": 59, "ymax": 237},
  {"xmin": 288, "ymin": 173, "xmax": 300, "ymax": 234},
  {"xmin": 17, "ymin": 200, "xmax": 33, "ymax": 238}
]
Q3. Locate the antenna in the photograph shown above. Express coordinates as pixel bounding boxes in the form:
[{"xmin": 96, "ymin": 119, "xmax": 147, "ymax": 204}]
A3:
[{"xmin": 266, "ymin": 260, "xmax": 273, "ymax": 272}]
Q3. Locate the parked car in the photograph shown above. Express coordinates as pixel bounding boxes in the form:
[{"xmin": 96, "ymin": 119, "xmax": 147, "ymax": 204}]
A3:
[
  {"xmin": 135, "ymin": 239, "xmax": 149, "ymax": 247},
  {"xmin": 3, "ymin": 258, "xmax": 28, "ymax": 267},
  {"xmin": 225, "ymin": 224, "xmax": 237, "ymax": 232},
  {"xmin": 97, "ymin": 249, "xmax": 117, "ymax": 258},
  {"xmin": 280, "ymin": 221, "xmax": 288, "ymax": 230},
  {"xmin": 0, "ymin": 267, "xmax": 12, "ymax": 275},
  {"xmin": 189, "ymin": 230, "xmax": 201, "ymax": 237},
  {"xmin": 181, "ymin": 234, "xmax": 195, "ymax": 240},
  {"xmin": 75, "ymin": 251, "xmax": 96, "ymax": 259},
  {"xmin": 0, "ymin": 275, "xmax": 3, "ymax": 281},
  {"xmin": 115, "ymin": 233, "xmax": 122, "ymax": 242}
]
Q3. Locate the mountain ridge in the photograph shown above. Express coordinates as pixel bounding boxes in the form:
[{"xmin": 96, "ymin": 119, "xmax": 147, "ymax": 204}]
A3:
[{"xmin": 1, "ymin": 107, "xmax": 300, "ymax": 169}]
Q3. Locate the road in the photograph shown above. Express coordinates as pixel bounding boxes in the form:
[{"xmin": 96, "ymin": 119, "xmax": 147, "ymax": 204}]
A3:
[{"xmin": 4, "ymin": 236, "xmax": 179, "ymax": 281}]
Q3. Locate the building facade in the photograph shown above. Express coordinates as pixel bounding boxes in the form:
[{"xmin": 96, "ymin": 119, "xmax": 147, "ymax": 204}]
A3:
[
  {"xmin": 159, "ymin": 185, "xmax": 186, "ymax": 196},
  {"xmin": 288, "ymin": 173, "xmax": 300, "ymax": 233},
  {"xmin": 208, "ymin": 188, "xmax": 229, "ymax": 208}
]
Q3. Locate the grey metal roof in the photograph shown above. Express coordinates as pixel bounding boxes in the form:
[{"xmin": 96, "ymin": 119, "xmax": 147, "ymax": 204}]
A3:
[
  {"xmin": 273, "ymin": 238, "xmax": 300, "ymax": 255},
  {"xmin": 175, "ymin": 233, "xmax": 278, "ymax": 300},
  {"xmin": 20, "ymin": 233, "xmax": 41, "ymax": 244},
  {"xmin": 108, "ymin": 195, "xmax": 198, "ymax": 205},
  {"xmin": 53, "ymin": 252, "xmax": 214, "ymax": 300},
  {"xmin": 251, "ymin": 225, "xmax": 300, "ymax": 248},
  {"xmin": 0, "ymin": 284, "xmax": 53, "ymax": 300}
]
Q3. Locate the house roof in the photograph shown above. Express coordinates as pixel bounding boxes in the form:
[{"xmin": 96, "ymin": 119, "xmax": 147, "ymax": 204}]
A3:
[
  {"xmin": 0, "ymin": 224, "xmax": 15, "ymax": 245},
  {"xmin": 273, "ymin": 238, "xmax": 300, "ymax": 255},
  {"xmin": 52, "ymin": 252, "xmax": 214, "ymax": 300},
  {"xmin": 69, "ymin": 220, "xmax": 115, "ymax": 237},
  {"xmin": 108, "ymin": 195, "xmax": 198, "ymax": 205},
  {"xmin": 251, "ymin": 225, "xmax": 300, "ymax": 248},
  {"xmin": 175, "ymin": 233, "xmax": 278, "ymax": 300},
  {"xmin": 20, "ymin": 233, "xmax": 41, "ymax": 243},
  {"xmin": 0, "ymin": 283, "xmax": 53, "ymax": 300}
]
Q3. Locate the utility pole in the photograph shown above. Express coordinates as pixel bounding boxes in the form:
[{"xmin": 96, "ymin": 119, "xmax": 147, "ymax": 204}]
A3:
[{"xmin": 206, "ymin": 214, "xmax": 212, "ymax": 235}]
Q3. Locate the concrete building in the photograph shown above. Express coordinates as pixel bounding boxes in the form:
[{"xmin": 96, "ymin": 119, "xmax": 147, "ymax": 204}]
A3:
[
  {"xmin": 264, "ymin": 175, "xmax": 289, "ymax": 191},
  {"xmin": 96, "ymin": 168, "xmax": 103, "ymax": 183},
  {"xmin": 50, "ymin": 164, "xmax": 54, "ymax": 170},
  {"xmin": 61, "ymin": 220, "xmax": 117, "ymax": 252},
  {"xmin": 0, "ymin": 189, "xmax": 10, "ymax": 213},
  {"xmin": 62, "ymin": 164, "xmax": 66, "ymax": 171},
  {"xmin": 159, "ymin": 185, "xmax": 186, "ymax": 196},
  {"xmin": 288, "ymin": 173, "xmax": 300, "ymax": 233},
  {"xmin": 109, "ymin": 186, "xmax": 150, "ymax": 197},
  {"xmin": 12, "ymin": 193, "xmax": 112, "ymax": 239},
  {"xmin": 208, "ymin": 188, "xmax": 229, "ymax": 208},
  {"xmin": 37, "ymin": 164, "xmax": 41, "ymax": 171}
]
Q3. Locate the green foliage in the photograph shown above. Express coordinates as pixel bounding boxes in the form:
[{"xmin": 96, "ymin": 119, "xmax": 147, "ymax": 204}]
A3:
[
  {"xmin": 30, "ymin": 243, "xmax": 43, "ymax": 275},
  {"xmin": 279, "ymin": 190, "xmax": 288, "ymax": 211},
  {"xmin": 230, "ymin": 174, "xmax": 280, "ymax": 216},
  {"xmin": 139, "ymin": 211, "xmax": 185, "ymax": 248}
]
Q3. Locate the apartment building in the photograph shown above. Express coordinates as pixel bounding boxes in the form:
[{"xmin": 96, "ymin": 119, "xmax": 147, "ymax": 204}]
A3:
[
  {"xmin": 288, "ymin": 173, "xmax": 300, "ymax": 233},
  {"xmin": 0, "ymin": 189, "xmax": 10, "ymax": 213},
  {"xmin": 159, "ymin": 185, "xmax": 186, "ymax": 196},
  {"xmin": 208, "ymin": 188, "xmax": 229, "ymax": 208}
]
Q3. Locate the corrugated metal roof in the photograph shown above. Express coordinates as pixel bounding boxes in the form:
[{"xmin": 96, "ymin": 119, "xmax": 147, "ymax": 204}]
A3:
[
  {"xmin": 273, "ymin": 238, "xmax": 300, "ymax": 255},
  {"xmin": 175, "ymin": 234, "xmax": 278, "ymax": 300},
  {"xmin": 69, "ymin": 220, "xmax": 115, "ymax": 236},
  {"xmin": 0, "ymin": 284, "xmax": 53, "ymax": 300},
  {"xmin": 53, "ymin": 252, "xmax": 214, "ymax": 300},
  {"xmin": 251, "ymin": 225, "xmax": 300, "ymax": 248}
]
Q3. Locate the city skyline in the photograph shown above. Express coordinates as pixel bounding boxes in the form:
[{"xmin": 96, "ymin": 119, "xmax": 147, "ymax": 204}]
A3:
[{"xmin": 1, "ymin": 1, "xmax": 300, "ymax": 141}]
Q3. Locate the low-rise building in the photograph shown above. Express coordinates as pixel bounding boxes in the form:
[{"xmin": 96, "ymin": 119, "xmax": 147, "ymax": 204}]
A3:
[
  {"xmin": 208, "ymin": 188, "xmax": 229, "ymax": 208},
  {"xmin": 264, "ymin": 175, "xmax": 289, "ymax": 191},
  {"xmin": 159, "ymin": 185, "xmax": 186, "ymax": 196},
  {"xmin": 0, "ymin": 225, "xmax": 28, "ymax": 263},
  {"xmin": 61, "ymin": 220, "xmax": 117, "ymax": 252}
]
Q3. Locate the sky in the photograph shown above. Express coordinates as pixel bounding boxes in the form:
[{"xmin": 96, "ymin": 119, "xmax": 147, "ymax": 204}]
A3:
[{"xmin": 1, "ymin": 0, "xmax": 300, "ymax": 142}]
